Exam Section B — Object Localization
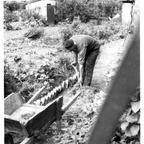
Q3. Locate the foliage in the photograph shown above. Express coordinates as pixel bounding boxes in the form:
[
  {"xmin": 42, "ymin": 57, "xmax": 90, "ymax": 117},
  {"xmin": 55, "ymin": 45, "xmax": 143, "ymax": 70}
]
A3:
[
  {"xmin": 4, "ymin": 62, "xmax": 22, "ymax": 97},
  {"xmin": 97, "ymin": 0, "xmax": 121, "ymax": 18},
  {"xmin": 4, "ymin": 8, "xmax": 49, "ymax": 30},
  {"xmin": 4, "ymin": 23, "xmax": 13, "ymax": 31},
  {"xmin": 55, "ymin": 0, "xmax": 92, "ymax": 23},
  {"xmin": 19, "ymin": 10, "xmax": 34, "ymax": 21},
  {"xmin": 111, "ymin": 89, "xmax": 140, "ymax": 144},
  {"xmin": 4, "ymin": 9, "xmax": 19, "ymax": 23},
  {"xmin": 61, "ymin": 21, "xmax": 129, "ymax": 44},
  {"xmin": 61, "ymin": 27, "xmax": 73, "ymax": 43},
  {"xmin": 4, "ymin": 54, "xmax": 74, "ymax": 99},
  {"xmin": 58, "ymin": 57, "xmax": 75, "ymax": 77},
  {"xmin": 4, "ymin": 1, "xmax": 26, "ymax": 12},
  {"xmin": 4, "ymin": 1, "xmax": 20, "ymax": 11},
  {"xmin": 71, "ymin": 16, "xmax": 81, "ymax": 29},
  {"xmin": 19, "ymin": 82, "xmax": 34, "ymax": 102},
  {"xmin": 36, "ymin": 58, "xmax": 74, "ymax": 88},
  {"xmin": 3, "ymin": 0, "xmax": 122, "ymax": 30},
  {"xmin": 16, "ymin": 10, "xmax": 49, "ymax": 26},
  {"xmin": 55, "ymin": 0, "xmax": 121, "ymax": 23},
  {"xmin": 24, "ymin": 27, "xmax": 44, "ymax": 39}
]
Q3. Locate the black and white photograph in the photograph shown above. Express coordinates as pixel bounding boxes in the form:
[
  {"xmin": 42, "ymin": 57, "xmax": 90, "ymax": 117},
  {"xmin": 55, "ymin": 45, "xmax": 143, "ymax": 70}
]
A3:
[{"xmin": 3, "ymin": 0, "xmax": 140, "ymax": 144}]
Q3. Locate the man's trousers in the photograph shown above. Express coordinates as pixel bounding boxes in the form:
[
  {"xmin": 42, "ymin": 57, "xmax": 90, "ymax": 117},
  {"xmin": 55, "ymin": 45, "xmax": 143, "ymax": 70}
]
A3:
[{"xmin": 82, "ymin": 48, "xmax": 100, "ymax": 86}]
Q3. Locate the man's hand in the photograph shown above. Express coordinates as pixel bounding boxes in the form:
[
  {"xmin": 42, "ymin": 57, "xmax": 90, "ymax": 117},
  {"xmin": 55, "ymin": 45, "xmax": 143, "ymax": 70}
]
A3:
[
  {"xmin": 74, "ymin": 77, "xmax": 82, "ymax": 88},
  {"xmin": 71, "ymin": 62, "xmax": 82, "ymax": 87},
  {"xmin": 78, "ymin": 77, "xmax": 82, "ymax": 87},
  {"xmin": 71, "ymin": 62, "xmax": 79, "ymax": 76},
  {"xmin": 71, "ymin": 62, "xmax": 77, "ymax": 67}
]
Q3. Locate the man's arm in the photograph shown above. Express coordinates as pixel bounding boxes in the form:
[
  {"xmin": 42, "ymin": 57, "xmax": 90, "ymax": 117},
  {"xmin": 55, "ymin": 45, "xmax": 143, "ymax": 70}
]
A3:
[
  {"xmin": 71, "ymin": 53, "xmax": 80, "ymax": 78},
  {"xmin": 78, "ymin": 63, "xmax": 84, "ymax": 86},
  {"xmin": 78, "ymin": 46, "xmax": 87, "ymax": 86},
  {"xmin": 71, "ymin": 52, "xmax": 84, "ymax": 86},
  {"xmin": 72, "ymin": 52, "xmax": 78, "ymax": 66}
]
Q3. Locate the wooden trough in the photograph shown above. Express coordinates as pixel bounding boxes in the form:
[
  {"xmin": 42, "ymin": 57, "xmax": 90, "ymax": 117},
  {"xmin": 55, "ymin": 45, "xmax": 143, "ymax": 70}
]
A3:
[
  {"xmin": 5, "ymin": 92, "xmax": 63, "ymax": 136},
  {"xmin": 5, "ymin": 64, "xmax": 80, "ymax": 143},
  {"xmin": 5, "ymin": 89, "xmax": 81, "ymax": 144}
]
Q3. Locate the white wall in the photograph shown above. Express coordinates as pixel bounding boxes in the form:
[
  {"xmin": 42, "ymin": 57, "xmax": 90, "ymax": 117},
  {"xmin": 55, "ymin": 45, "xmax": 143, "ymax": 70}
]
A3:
[
  {"xmin": 26, "ymin": 0, "xmax": 56, "ymax": 19},
  {"xmin": 122, "ymin": 2, "xmax": 133, "ymax": 25}
]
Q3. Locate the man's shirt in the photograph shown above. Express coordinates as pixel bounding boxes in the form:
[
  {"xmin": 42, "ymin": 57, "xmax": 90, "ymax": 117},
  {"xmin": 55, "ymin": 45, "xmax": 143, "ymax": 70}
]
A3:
[{"xmin": 70, "ymin": 35, "xmax": 100, "ymax": 65}]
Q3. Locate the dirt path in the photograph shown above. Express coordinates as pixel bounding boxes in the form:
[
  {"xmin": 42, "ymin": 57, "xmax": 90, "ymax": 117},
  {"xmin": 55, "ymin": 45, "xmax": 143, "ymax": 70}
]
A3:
[{"xmin": 92, "ymin": 39, "xmax": 127, "ymax": 91}]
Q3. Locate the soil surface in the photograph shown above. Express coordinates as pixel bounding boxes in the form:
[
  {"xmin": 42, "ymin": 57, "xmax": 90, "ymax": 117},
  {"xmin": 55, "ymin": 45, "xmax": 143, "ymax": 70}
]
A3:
[{"xmin": 4, "ymin": 26, "xmax": 128, "ymax": 144}]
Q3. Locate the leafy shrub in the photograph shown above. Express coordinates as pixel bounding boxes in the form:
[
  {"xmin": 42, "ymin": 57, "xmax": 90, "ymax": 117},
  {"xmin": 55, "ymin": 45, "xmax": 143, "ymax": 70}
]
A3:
[
  {"xmin": 24, "ymin": 27, "xmax": 44, "ymax": 39},
  {"xmin": 71, "ymin": 16, "xmax": 81, "ymax": 29},
  {"xmin": 4, "ymin": 7, "xmax": 49, "ymax": 30},
  {"xmin": 4, "ymin": 9, "xmax": 19, "ymax": 23},
  {"xmin": 4, "ymin": 63, "xmax": 22, "ymax": 97},
  {"xmin": 55, "ymin": 0, "xmax": 121, "ymax": 23},
  {"xmin": 36, "ymin": 62, "xmax": 73, "ymax": 88},
  {"xmin": 61, "ymin": 27, "xmax": 73, "ymax": 43},
  {"xmin": 58, "ymin": 57, "xmax": 75, "ymax": 77},
  {"xmin": 18, "ymin": 10, "xmax": 39, "ymax": 22},
  {"xmin": 19, "ymin": 10, "xmax": 49, "ymax": 26},
  {"xmin": 19, "ymin": 82, "xmax": 34, "ymax": 102},
  {"xmin": 3, "ymin": 1, "xmax": 27, "ymax": 29},
  {"xmin": 19, "ymin": 10, "xmax": 32, "ymax": 21},
  {"xmin": 98, "ymin": 0, "xmax": 121, "ymax": 18},
  {"xmin": 30, "ymin": 12, "xmax": 41, "ymax": 21},
  {"xmin": 4, "ymin": 23, "xmax": 13, "ymax": 31},
  {"xmin": 69, "ymin": 21, "xmax": 129, "ymax": 44},
  {"xmin": 4, "ymin": 1, "xmax": 20, "ymax": 11},
  {"xmin": 111, "ymin": 89, "xmax": 140, "ymax": 144},
  {"xmin": 88, "ymin": 0, "xmax": 121, "ymax": 18},
  {"xmin": 60, "ymin": 20, "xmax": 127, "ymax": 45},
  {"xmin": 4, "ymin": 1, "xmax": 26, "ymax": 12},
  {"xmin": 55, "ymin": 0, "xmax": 91, "ymax": 23}
]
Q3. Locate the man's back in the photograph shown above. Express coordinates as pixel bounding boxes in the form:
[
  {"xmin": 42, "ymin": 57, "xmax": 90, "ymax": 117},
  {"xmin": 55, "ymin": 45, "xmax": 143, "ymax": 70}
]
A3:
[{"xmin": 70, "ymin": 35, "xmax": 99, "ymax": 52}]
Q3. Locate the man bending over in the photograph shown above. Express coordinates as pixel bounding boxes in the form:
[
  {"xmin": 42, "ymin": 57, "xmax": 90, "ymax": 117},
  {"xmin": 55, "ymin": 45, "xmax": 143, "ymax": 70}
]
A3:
[{"xmin": 64, "ymin": 35, "xmax": 100, "ymax": 86}]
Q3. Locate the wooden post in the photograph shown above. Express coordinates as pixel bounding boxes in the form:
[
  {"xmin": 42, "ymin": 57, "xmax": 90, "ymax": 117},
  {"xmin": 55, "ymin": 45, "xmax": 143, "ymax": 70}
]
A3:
[
  {"xmin": 20, "ymin": 137, "xmax": 33, "ymax": 144},
  {"xmin": 62, "ymin": 92, "xmax": 81, "ymax": 113},
  {"xmin": 56, "ymin": 97, "xmax": 63, "ymax": 132},
  {"xmin": 27, "ymin": 83, "xmax": 48, "ymax": 104}
]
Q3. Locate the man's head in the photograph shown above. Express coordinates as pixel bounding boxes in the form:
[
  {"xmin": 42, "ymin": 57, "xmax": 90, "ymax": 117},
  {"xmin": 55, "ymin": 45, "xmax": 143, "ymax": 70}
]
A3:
[{"xmin": 64, "ymin": 39, "xmax": 77, "ymax": 52}]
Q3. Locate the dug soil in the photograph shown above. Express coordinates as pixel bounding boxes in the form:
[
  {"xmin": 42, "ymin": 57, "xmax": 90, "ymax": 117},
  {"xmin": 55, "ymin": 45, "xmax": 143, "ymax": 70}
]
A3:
[{"xmin": 4, "ymin": 26, "xmax": 127, "ymax": 144}]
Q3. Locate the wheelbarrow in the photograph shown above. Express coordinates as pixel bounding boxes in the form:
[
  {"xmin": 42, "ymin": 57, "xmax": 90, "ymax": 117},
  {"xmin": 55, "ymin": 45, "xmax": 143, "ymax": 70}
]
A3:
[{"xmin": 5, "ymin": 71, "xmax": 81, "ymax": 144}]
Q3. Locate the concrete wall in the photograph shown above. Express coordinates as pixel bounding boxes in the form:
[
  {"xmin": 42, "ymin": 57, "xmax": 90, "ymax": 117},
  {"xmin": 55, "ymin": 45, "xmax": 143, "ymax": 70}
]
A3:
[
  {"xmin": 26, "ymin": 0, "xmax": 56, "ymax": 20},
  {"xmin": 122, "ymin": 2, "xmax": 133, "ymax": 25}
]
